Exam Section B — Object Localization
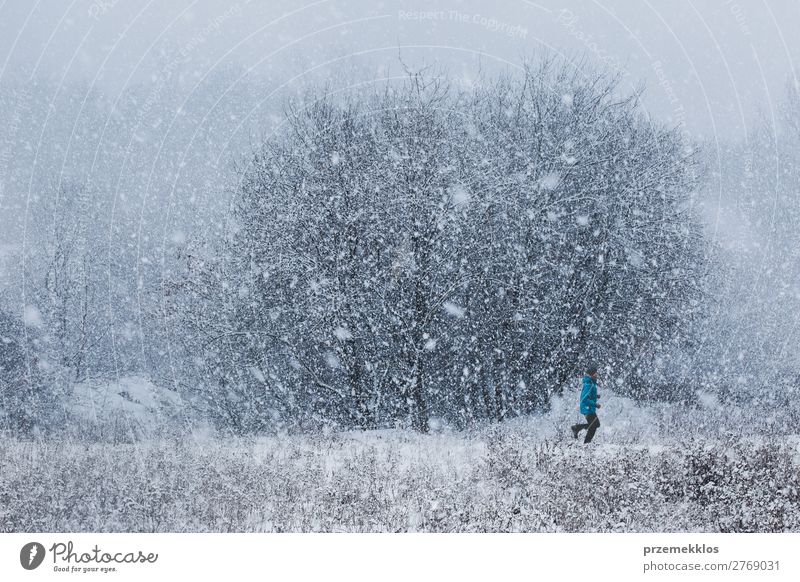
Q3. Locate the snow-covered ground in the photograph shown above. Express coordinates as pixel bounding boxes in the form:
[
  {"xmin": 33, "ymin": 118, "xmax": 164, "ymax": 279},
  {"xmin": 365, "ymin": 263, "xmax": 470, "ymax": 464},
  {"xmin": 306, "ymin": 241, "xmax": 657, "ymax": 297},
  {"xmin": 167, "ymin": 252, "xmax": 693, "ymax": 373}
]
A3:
[
  {"xmin": 72, "ymin": 376, "xmax": 182, "ymax": 422},
  {"xmin": 2, "ymin": 385, "xmax": 799, "ymax": 533},
  {"xmin": 66, "ymin": 376, "xmax": 185, "ymax": 440}
]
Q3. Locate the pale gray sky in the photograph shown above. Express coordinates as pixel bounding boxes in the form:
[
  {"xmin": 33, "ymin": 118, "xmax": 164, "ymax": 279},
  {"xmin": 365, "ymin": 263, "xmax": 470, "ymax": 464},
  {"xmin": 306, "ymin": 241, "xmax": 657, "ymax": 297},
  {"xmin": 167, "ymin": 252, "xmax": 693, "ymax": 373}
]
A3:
[{"xmin": 1, "ymin": 0, "xmax": 798, "ymax": 141}]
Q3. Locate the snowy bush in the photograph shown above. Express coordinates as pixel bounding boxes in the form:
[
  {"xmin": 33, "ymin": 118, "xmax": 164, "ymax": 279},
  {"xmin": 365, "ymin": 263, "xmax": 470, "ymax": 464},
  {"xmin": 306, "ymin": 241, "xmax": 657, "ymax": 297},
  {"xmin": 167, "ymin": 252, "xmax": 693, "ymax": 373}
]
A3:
[
  {"xmin": 682, "ymin": 442, "xmax": 800, "ymax": 532},
  {"xmin": 2, "ymin": 420, "xmax": 797, "ymax": 532},
  {"xmin": 0, "ymin": 308, "xmax": 65, "ymax": 436}
]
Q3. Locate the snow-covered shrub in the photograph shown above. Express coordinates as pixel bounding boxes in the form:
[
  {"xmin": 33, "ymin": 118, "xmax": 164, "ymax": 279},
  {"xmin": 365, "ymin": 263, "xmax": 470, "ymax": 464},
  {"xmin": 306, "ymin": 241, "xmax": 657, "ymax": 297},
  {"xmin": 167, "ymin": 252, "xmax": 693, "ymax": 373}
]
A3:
[
  {"xmin": 682, "ymin": 441, "xmax": 800, "ymax": 532},
  {"xmin": 2, "ymin": 427, "xmax": 797, "ymax": 532},
  {"xmin": 0, "ymin": 308, "xmax": 65, "ymax": 436}
]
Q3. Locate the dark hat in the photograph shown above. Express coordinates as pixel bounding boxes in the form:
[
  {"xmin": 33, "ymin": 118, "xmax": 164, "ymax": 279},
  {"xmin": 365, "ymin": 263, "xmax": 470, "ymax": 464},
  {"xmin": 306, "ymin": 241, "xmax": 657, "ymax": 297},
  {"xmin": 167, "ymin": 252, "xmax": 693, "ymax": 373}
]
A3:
[{"xmin": 585, "ymin": 364, "xmax": 598, "ymax": 375}]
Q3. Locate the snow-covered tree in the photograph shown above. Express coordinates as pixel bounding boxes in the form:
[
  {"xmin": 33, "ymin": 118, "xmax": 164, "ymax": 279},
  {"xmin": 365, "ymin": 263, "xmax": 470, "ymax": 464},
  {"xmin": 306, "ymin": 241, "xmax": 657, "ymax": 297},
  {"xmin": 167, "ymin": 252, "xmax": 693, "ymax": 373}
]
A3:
[{"xmin": 177, "ymin": 58, "xmax": 705, "ymax": 433}]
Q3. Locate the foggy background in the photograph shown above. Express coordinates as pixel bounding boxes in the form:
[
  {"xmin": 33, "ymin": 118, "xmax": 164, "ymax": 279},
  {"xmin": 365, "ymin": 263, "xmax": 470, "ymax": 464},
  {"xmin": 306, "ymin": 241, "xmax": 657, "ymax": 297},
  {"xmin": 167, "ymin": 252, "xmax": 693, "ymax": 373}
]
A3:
[
  {"xmin": 2, "ymin": 0, "xmax": 798, "ymax": 249},
  {"xmin": 1, "ymin": 0, "xmax": 799, "ymax": 433}
]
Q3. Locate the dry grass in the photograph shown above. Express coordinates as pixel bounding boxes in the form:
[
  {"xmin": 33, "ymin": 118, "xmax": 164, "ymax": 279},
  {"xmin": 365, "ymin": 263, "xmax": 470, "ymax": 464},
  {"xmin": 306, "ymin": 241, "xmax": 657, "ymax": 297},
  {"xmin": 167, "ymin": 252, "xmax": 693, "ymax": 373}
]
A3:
[{"xmin": 1, "ymin": 424, "xmax": 798, "ymax": 532}]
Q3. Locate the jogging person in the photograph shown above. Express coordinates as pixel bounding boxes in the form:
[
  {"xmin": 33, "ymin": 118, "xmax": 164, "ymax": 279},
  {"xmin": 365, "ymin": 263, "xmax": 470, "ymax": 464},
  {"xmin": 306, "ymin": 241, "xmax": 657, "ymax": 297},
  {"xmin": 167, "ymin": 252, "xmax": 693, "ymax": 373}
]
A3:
[{"xmin": 571, "ymin": 364, "xmax": 601, "ymax": 443}]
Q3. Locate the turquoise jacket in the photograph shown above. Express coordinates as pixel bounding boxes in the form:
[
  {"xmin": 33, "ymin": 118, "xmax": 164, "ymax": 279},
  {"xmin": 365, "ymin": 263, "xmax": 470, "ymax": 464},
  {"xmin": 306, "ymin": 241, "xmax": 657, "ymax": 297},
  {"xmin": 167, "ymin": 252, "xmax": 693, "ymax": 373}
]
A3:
[{"xmin": 580, "ymin": 375, "xmax": 598, "ymax": 414}]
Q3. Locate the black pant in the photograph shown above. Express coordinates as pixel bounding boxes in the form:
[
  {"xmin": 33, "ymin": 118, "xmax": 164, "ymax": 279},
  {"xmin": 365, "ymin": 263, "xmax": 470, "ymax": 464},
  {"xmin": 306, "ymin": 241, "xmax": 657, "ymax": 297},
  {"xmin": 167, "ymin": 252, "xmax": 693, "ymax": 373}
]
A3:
[{"xmin": 574, "ymin": 413, "xmax": 600, "ymax": 444}]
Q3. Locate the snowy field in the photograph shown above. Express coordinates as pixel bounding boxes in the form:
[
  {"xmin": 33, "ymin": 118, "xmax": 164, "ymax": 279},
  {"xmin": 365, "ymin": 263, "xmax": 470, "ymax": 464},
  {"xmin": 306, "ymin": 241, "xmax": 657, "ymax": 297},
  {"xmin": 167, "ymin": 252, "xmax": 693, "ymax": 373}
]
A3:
[{"xmin": 2, "ymin": 390, "xmax": 798, "ymax": 533}]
